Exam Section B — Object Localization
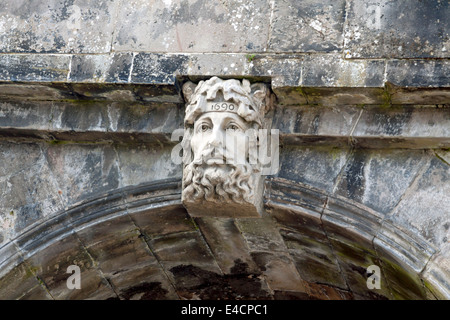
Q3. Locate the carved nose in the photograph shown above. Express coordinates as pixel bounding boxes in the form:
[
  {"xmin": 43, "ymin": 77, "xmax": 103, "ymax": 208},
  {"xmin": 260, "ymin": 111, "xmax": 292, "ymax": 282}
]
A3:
[{"xmin": 208, "ymin": 128, "xmax": 224, "ymax": 148}]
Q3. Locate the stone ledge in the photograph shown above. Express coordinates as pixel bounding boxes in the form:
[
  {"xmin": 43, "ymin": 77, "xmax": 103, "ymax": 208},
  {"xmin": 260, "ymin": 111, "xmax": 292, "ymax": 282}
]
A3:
[
  {"xmin": 0, "ymin": 54, "xmax": 448, "ymax": 106},
  {"xmin": 1, "ymin": 101, "xmax": 448, "ymax": 148}
]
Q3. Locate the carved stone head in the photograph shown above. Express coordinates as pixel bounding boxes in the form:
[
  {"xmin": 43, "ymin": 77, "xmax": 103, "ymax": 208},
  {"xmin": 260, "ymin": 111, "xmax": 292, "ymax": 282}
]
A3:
[{"xmin": 181, "ymin": 77, "xmax": 272, "ymax": 217}]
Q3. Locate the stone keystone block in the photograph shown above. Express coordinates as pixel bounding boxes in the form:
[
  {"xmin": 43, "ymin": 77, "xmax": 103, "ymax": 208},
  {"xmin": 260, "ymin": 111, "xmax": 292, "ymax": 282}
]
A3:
[{"xmin": 180, "ymin": 77, "xmax": 275, "ymax": 218}]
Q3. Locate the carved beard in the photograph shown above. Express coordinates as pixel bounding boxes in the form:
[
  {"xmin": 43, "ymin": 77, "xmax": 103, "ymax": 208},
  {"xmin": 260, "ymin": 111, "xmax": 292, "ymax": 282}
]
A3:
[{"xmin": 182, "ymin": 161, "xmax": 254, "ymax": 204}]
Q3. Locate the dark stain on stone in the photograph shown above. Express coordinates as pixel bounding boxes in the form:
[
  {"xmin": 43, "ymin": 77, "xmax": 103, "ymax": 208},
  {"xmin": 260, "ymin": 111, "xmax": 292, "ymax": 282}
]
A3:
[
  {"xmin": 273, "ymin": 290, "xmax": 310, "ymax": 300},
  {"xmin": 170, "ymin": 261, "xmax": 269, "ymax": 300},
  {"xmin": 120, "ymin": 282, "xmax": 168, "ymax": 300},
  {"xmin": 53, "ymin": 35, "xmax": 67, "ymax": 51},
  {"xmin": 229, "ymin": 259, "xmax": 251, "ymax": 275},
  {"xmin": 293, "ymin": 110, "xmax": 303, "ymax": 133},
  {"xmin": 309, "ymin": 114, "xmax": 320, "ymax": 135},
  {"xmin": 158, "ymin": 0, "xmax": 227, "ymax": 26},
  {"xmin": 54, "ymin": 0, "xmax": 76, "ymax": 22},
  {"xmin": 351, "ymin": 264, "xmax": 367, "ymax": 276},
  {"xmin": 365, "ymin": 290, "xmax": 389, "ymax": 300},
  {"xmin": 340, "ymin": 151, "xmax": 366, "ymax": 201},
  {"xmin": 15, "ymin": 203, "xmax": 42, "ymax": 231},
  {"xmin": 372, "ymin": 108, "xmax": 413, "ymax": 136},
  {"xmin": 132, "ymin": 53, "xmax": 188, "ymax": 84},
  {"xmin": 107, "ymin": 53, "xmax": 133, "ymax": 83}
]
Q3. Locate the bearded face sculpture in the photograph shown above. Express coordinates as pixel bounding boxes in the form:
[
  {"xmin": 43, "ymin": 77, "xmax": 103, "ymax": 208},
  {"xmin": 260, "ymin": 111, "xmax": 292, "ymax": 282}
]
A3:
[{"xmin": 181, "ymin": 77, "xmax": 272, "ymax": 218}]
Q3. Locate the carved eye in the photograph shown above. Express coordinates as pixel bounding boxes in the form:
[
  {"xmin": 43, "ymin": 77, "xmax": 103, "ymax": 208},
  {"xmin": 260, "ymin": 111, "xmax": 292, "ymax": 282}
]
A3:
[
  {"xmin": 200, "ymin": 124, "xmax": 210, "ymax": 132},
  {"xmin": 226, "ymin": 124, "xmax": 240, "ymax": 132}
]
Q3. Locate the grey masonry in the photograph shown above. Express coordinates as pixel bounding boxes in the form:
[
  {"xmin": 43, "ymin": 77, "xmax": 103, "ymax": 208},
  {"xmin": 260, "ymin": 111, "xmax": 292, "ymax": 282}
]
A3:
[{"xmin": 0, "ymin": 0, "xmax": 448, "ymax": 300}]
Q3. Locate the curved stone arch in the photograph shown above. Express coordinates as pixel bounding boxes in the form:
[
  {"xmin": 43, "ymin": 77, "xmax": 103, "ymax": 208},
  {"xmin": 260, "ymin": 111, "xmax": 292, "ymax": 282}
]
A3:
[
  {"xmin": 0, "ymin": 178, "xmax": 185, "ymax": 300},
  {"xmin": 0, "ymin": 177, "xmax": 448, "ymax": 300},
  {"xmin": 265, "ymin": 177, "xmax": 449, "ymax": 299}
]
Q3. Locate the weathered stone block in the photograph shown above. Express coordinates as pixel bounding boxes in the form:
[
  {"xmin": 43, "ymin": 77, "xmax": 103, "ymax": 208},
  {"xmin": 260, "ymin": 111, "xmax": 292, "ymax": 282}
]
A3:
[
  {"xmin": 0, "ymin": 54, "xmax": 70, "ymax": 81},
  {"xmin": 0, "ymin": 262, "xmax": 51, "ymax": 300},
  {"xmin": 250, "ymin": 251, "xmax": 307, "ymax": 293},
  {"xmin": 131, "ymin": 53, "xmax": 188, "ymax": 85},
  {"xmin": 185, "ymin": 54, "xmax": 302, "ymax": 89},
  {"xmin": 69, "ymin": 53, "xmax": 133, "ymax": 83},
  {"xmin": 149, "ymin": 231, "xmax": 221, "ymax": 274},
  {"xmin": 389, "ymin": 88, "xmax": 450, "ymax": 105},
  {"xmin": 387, "ymin": 60, "xmax": 449, "ymax": 88},
  {"xmin": 110, "ymin": 262, "xmax": 179, "ymax": 300},
  {"xmin": 269, "ymin": 0, "xmax": 346, "ymax": 52},
  {"xmin": 344, "ymin": 0, "xmax": 449, "ymax": 58},
  {"xmin": 374, "ymin": 227, "xmax": 432, "ymax": 300},
  {"xmin": 422, "ymin": 242, "xmax": 450, "ymax": 300},
  {"xmin": 322, "ymin": 196, "xmax": 383, "ymax": 247},
  {"xmin": 75, "ymin": 212, "xmax": 179, "ymax": 299},
  {"xmin": 281, "ymin": 228, "xmax": 347, "ymax": 288},
  {"xmin": 44, "ymin": 144, "xmax": 121, "ymax": 205},
  {"xmin": 386, "ymin": 60, "xmax": 450, "ymax": 104},
  {"xmin": 0, "ymin": 101, "xmax": 53, "ymax": 133},
  {"xmin": 168, "ymin": 263, "xmax": 271, "ymax": 300},
  {"xmin": 248, "ymin": 56, "xmax": 302, "ymax": 87},
  {"xmin": 265, "ymin": 178, "xmax": 328, "ymax": 221},
  {"xmin": 332, "ymin": 149, "xmax": 427, "ymax": 215},
  {"xmin": 128, "ymin": 204, "xmax": 194, "ymax": 239},
  {"xmin": 112, "ymin": 0, "xmax": 270, "ymax": 53},
  {"xmin": 116, "ymin": 144, "xmax": 182, "ymax": 188},
  {"xmin": 352, "ymin": 106, "xmax": 450, "ymax": 149},
  {"xmin": 50, "ymin": 101, "xmax": 109, "ymax": 133},
  {"xmin": 304, "ymin": 282, "xmax": 354, "ymax": 300},
  {"xmin": 7, "ymin": 167, "xmax": 64, "ymax": 231},
  {"xmin": 185, "ymin": 54, "xmax": 247, "ymax": 78},
  {"xmin": 271, "ymin": 86, "xmax": 308, "ymax": 106},
  {"xmin": 0, "ymin": 141, "xmax": 43, "ymax": 178},
  {"xmin": 277, "ymin": 146, "xmax": 350, "ymax": 194},
  {"xmin": 325, "ymin": 236, "xmax": 392, "ymax": 299},
  {"xmin": 302, "ymin": 87, "xmax": 387, "ymax": 106},
  {"xmin": 108, "ymin": 102, "xmax": 182, "ymax": 136},
  {"xmin": 302, "ymin": 55, "xmax": 385, "ymax": 88},
  {"xmin": 273, "ymin": 105, "xmax": 361, "ymax": 147},
  {"xmin": 74, "ymin": 214, "xmax": 155, "ymax": 274},
  {"xmin": 383, "ymin": 155, "xmax": 449, "ymax": 249},
  {"xmin": 25, "ymin": 233, "xmax": 116, "ymax": 300},
  {"xmin": 0, "ymin": 0, "xmax": 119, "ymax": 53},
  {"xmin": 0, "ymin": 83, "xmax": 71, "ymax": 101},
  {"xmin": 195, "ymin": 217, "xmax": 259, "ymax": 275},
  {"xmin": 0, "ymin": 145, "xmax": 64, "ymax": 238},
  {"xmin": 265, "ymin": 179, "xmax": 349, "ymax": 288},
  {"xmin": 236, "ymin": 216, "xmax": 287, "ymax": 253}
]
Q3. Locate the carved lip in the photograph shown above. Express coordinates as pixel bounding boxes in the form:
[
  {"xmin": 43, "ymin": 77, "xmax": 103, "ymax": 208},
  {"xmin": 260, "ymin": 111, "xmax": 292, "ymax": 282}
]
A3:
[{"xmin": 202, "ymin": 149, "xmax": 227, "ymax": 164}]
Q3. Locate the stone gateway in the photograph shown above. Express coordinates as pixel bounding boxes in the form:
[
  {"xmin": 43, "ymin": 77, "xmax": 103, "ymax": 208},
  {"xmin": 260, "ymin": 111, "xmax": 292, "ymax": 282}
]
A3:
[{"xmin": 0, "ymin": 0, "xmax": 448, "ymax": 301}]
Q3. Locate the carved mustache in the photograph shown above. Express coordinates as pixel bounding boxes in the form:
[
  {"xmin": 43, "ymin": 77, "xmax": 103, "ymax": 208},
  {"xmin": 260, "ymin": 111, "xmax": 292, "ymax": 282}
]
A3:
[{"xmin": 194, "ymin": 147, "xmax": 228, "ymax": 164}]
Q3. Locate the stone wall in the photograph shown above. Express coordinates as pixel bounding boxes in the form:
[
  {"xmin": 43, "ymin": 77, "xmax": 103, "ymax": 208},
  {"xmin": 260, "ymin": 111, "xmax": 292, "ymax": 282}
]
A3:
[{"xmin": 0, "ymin": 0, "xmax": 449, "ymax": 300}]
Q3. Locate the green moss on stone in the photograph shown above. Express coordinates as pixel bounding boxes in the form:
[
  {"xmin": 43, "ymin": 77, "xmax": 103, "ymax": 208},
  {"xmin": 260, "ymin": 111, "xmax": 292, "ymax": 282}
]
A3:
[
  {"xmin": 381, "ymin": 258, "xmax": 427, "ymax": 300},
  {"xmin": 434, "ymin": 152, "xmax": 449, "ymax": 166},
  {"xmin": 245, "ymin": 54, "xmax": 256, "ymax": 62}
]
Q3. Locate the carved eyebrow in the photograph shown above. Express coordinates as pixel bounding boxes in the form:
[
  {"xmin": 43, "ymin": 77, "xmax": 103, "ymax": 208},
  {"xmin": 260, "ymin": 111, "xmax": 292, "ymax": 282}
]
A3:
[
  {"xmin": 194, "ymin": 117, "xmax": 213, "ymax": 126},
  {"xmin": 222, "ymin": 116, "xmax": 248, "ymax": 129}
]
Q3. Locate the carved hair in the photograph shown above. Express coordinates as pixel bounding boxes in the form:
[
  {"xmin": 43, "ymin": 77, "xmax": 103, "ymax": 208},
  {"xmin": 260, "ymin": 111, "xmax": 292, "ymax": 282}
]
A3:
[{"xmin": 182, "ymin": 76, "xmax": 271, "ymax": 127}]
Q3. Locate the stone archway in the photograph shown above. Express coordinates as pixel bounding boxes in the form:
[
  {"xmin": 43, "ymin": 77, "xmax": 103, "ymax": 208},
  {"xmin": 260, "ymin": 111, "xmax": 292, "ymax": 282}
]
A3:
[{"xmin": 1, "ymin": 175, "xmax": 448, "ymax": 300}]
